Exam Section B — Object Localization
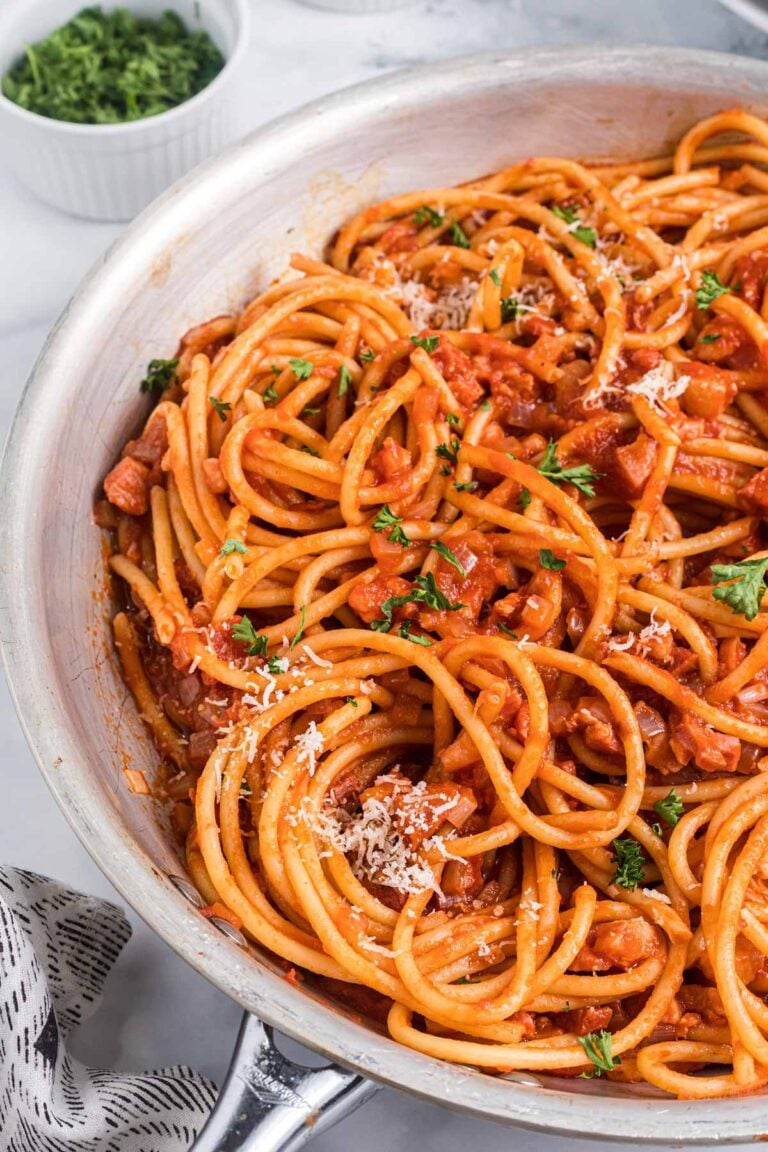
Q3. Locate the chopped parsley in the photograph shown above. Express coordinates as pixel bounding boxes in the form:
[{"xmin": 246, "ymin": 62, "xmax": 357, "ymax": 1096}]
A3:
[
  {"xmin": 209, "ymin": 395, "xmax": 232, "ymax": 422},
  {"xmin": 518, "ymin": 487, "xmax": 532, "ymax": 511},
  {"xmin": 220, "ymin": 539, "xmax": 247, "ymax": 556},
  {"xmin": 454, "ymin": 481, "xmax": 478, "ymax": 492},
  {"xmin": 537, "ymin": 440, "xmax": 602, "ymax": 498},
  {"xmin": 290, "ymin": 605, "xmax": 307, "ymax": 650},
  {"xmin": 431, "ymin": 540, "xmax": 467, "ymax": 577},
  {"xmin": 696, "ymin": 271, "xmax": 732, "ymax": 310},
  {"xmin": 338, "ymin": 364, "xmax": 352, "ymax": 397},
  {"xmin": 398, "ymin": 621, "xmax": 432, "ymax": 645},
  {"xmin": 551, "ymin": 204, "xmax": 597, "ymax": 249},
  {"xmin": 370, "ymin": 573, "xmax": 463, "ymax": 633},
  {"xmin": 489, "ymin": 268, "xmax": 502, "ymax": 287},
  {"xmin": 411, "ymin": 335, "xmax": 439, "ymax": 353},
  {"xmin": 539, "ymin": 548, "xmax": 565, "ymax": 571},
  {"xmin": 267, "ymin": 655, "xmax": 285, "ymax": 675},
  {"xmin": 654, "ymin": 789, "xmax": 684, "ymax": 828},
  {"xmin": 445, "ymin": 412, "xmax": 461, "ymax": 428},
  {"xmin": 299, "ymin": 445, "xmax": 320, "ymax": 457},
  {"xmin": 610, "ymin": 837, "xmax": 645, "ymax": 891},
  {"xmin": 498, "ymin": 623, "xmax": 518, "ymax": 638},
  {"xmin": 500, "ymin": 296, "xmax": 522, "ymax": 323},
  {"xmin": 231, "ymin": 618, "xmax": 268, "ymax": 658},
  {"xmin": 449, "ymin": 220, "xmax": 471, "ymax": 248},
  {"xmin": 699, "ymin": 332, "xmax": 721, "ymax": 344},
  {"xmin": 577, "ymin": 1031, "xmax": 619, "ymax": 1077},
  {"xmin": 413, "ymin": 205, "xmax": 443, "ymax": 227},
  {"xmin": 436, "ymin": 439, "xmax": 460, "ymax": 472},
  {"xmin": 480, "ymin": 399, "xmax": 492, "ymax": 412},
  {"xmin": 372, "ymin": 505, "xmax": 410, "ymax": 547},
  {"xmin": 711, "ymin": 556, "xmax": 768, "ymax": 621},
  {"xmin": 302, "ymin": 406, "xmax": 321, "ymax": 416},
  {"xmin": 360, "ymin": 349, "xmax": 375, "ymax": 363},
  {"xmin": 140, "ymin": 357, "xmax": 178, "ymax": 395},
  {"xmin": 344, "ymin": 695, "xmax": 358, "ymax": 707},
  {"xmin": 263, "ymin": 383, "xmax": 278, "ymax": 405},
  {"xmin": 1, "ymin": 8, "xmax": 225, "ymax": 125},
  {"xmin": 289, "ymin": 358, "xmax": 314, "ymax": 381}
]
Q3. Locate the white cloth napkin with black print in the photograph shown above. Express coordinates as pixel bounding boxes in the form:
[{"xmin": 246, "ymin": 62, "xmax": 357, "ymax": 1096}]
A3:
[{"xmin": 0, "ymin": 867, "xmax": 216, "ymax": 1152}]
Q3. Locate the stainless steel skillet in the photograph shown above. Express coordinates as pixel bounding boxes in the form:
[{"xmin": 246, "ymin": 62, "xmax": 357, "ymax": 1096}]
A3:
[{"xmin": 3, "ymin": 46, "xmax": 768, "ymax": 1151}]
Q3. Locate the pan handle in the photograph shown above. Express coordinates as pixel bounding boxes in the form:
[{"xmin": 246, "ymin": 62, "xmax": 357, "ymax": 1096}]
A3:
[{"xmin": 190, "ymin": 1012, "xmax": 378, "ymax": 1152}]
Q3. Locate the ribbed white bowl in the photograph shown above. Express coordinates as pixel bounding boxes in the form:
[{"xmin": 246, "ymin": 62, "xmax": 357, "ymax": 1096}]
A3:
[{"xmin": 0, "ymin": 0, "xmax": 250, "ymax": 221}]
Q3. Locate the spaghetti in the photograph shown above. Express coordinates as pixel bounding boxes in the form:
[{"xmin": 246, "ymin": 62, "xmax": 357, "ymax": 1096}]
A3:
[{"xmin": 99, "ymin": 109, "xmax": 768, "ymax": 1097}]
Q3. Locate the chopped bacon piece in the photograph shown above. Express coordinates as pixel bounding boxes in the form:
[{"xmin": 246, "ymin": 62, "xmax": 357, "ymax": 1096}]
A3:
[
  {"xmin": 203, "ymin": 457, "xmax": 228, "ymax": 493},
  {"xmin": 733, "ymin": 247, "xmax": 768, "ymax": 310},
  {"xmin": 378, "ymin": 221, "xmax": 419, "ymax": 256},
  {"xmin": 568, "ymin": 696, "xmax": 622, "ymax": 755},
  {"xmin": 613, "ymin": 433, "xmax": 658, "ymax": 499},
  {"xmin": 682, "ymin": 362, "xmax": 738, "ymax": 420},
  {"xmin": 737, "ymin": 465, "xmax": 768, "ymax": 515},
  {"xmin": 551, "ymin": 1005, "xmax": 613, "ymax": 1036},
  {"xmin": 439, "ymin": 856, "xmax": 485, "ymax": 905},
  {"xmin": 349, "ymin": 575, "xmax": 412, "ymax": 624},
  {"xmin": 188, "ymin": 730, "xmax": 217, "ymax": 770},
  {"xmin": 431, "ymin": 338, "xmax": 484, "ymax": 407},
  {"xmin": 669, "ymin": 712, "xmax": 741, "ymax": 774},
  {"xmin": 359, "ymin": 776, "xmax": 477, "ymax": 850},
  {"xmin": 123, "ymin": 416, "xmax": 168, "ymax": 469},
  {"xmin": 211, "ymin": 618, "xmax": 253, "ymax": 664},
  {"xmin": 571, "ymin": 919, "xmax": 663, "ymax": 972},
  {"xmin": 104, "ymin": 456, "xmax": 151, "ymax": 516},
  {"xmin": 678, "ymin": 984, "xmax": 726, "ymax": 1026},
  {"xmin": 371, "ymin": 437, "xmax": 412, "ymax": 483}
]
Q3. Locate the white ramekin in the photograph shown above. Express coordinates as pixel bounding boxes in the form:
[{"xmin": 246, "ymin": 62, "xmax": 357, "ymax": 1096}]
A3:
[
  {"xmin": 295, "ymin": 0, "xmax": 419, "ymax": 10},
  {"xmin": 0, "ymin": 0, "xmax": 250, "ymax": 222}
]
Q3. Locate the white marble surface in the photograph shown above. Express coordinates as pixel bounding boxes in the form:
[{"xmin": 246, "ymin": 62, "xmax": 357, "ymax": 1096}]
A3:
[{"xmin": 1, "ymin": 0, "xmax": 768, "ymax": 1147}]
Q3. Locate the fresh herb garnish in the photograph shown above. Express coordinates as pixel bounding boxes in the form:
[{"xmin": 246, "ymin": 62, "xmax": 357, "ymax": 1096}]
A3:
[
  {"xmin": 289, "ymin": 358, "xmax": 314, "ymax": 381},
  {"xmin": 344, "ymin": 695, "xmax": 359, "ymax": 707},
  {"xmin": 696, "ymin": 271, "xmax": 732, "ymax": 310},
  {"xmin": 539, "ymin": 548, "xmax": 565, "ymax": 571},
  {"xmin": 518, "ymin": 487, "xmax": 532, "ymax": 511},
  {"xmin": 610, "ymin": 837, "xmax": 645, "ymax": 891},
  {"xmin": 454, "ymin": 481, "xmax": 478, "ymax": 492},
  {"xmin": 338, "ymin": 364, "xmax": 352, "ymax": 397},
  {"xmin": 220, "ymin": 539, "xmax": 247, "ymax": 557},
  {"xmin": 411, "ymin": 335, "xmax": 439, "ymax": 353},
  {"xmin": 267, "ymin": 655, "xmax": 285, "ymax": 675},
  {"xmin": 500, "ymin": 296, "xmax": 521, "ymax": 323},
  {"xmin": 445, "ymin": 412, "xmax": 461, "ymax": 428},
  {"xmin": 436, "ymin": 439, "xmax": 460, "ymax": 471},
  {"xmin": 300, "ymin": 445, "xmax": 320, "ymax": 457},
  {"xmin": 290, "ymin": 605, "xmax": 306, "ymax": 650},
  {"xmin": 231, "ymin": 618, "xmax": 268, "ymax": 657},
  {"xmin": 140, "ymin": 357, "xmax": 178, "ymax": 395},
  {"xmin": 302, "ymin": 406, "xmax": 321, "ymax": 416},
  {"xmin": 263, "ymin": 383, "xmax": 278, "ymax": 405},
  {"xmin": 2, "ymin": 8, "xmax": 225, "ymax": 125},
  {"xmin": 209, "ymin": 395, "xmax": 232, "ymax": 421},
  {"xmin": 711, "ymin": 556, "xmax": 768, "ymax": 621},
  {"xmin": 372, "ymin": 505, "xmax": 410, "ymax": 547},
  {"xmin": 413, "ymin": 205, "xmax": 443, "ymax": 227},
  {"xmin": 449, "ymin": 220, "xmax": 471, "ymax": 248},
  {"xmin": 537, "ymin": 440, "xmax": 602, "ymax": 498},
  {"xmin": 551, "ymin": 204, "xmax": 597, "ymax": 249},
  {"xmin": 480, "ymin": 399, "xmax": 491, "ymax": 412},
  {"xmin": 370, "ymin": 573, "xmax": 463, "ymax": 633},
  {"xmin": 489, "ymin": 268, "xmax": 502, "ymax": 287},
  {"xmin": 360, "ymin": 349, "xmax": 375, "ymax": 363},
  {"xmin": 699, "ymin": 333, "xmax": 721, "ymax": 344},
  {"xmin": 431, "ymin": 540, "xmax": 467, "ymax": 577},
  {"xmin": 654, "ymin": 789, "xmax": 684, "ymax": 828},
  {"xmin": 498, "ymin": 623, "xmax": 518, "ymax": 638},
  {"xmin": 577, "ymin": 1031, "xmax": 619, "ymax": 1077},
  {"xmin": 398, "ymin": 621, "xmax": 433, "ymax": 645}
]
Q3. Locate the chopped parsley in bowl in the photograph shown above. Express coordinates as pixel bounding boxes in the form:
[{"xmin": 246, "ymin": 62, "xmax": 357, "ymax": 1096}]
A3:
[{"xmin": 1, "ymin": 6, "xmax": 226, "ymax": 124}]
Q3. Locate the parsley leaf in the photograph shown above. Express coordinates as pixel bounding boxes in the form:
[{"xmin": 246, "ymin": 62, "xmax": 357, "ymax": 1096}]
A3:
[
  {"xmin": 577, "ymin": 1031, "xmax": 620, "ymax": 1077},
  {"xmin": 220, "ymin": 539, "xmax": 247, "ymax": 556},
  {"xmin": 290, "ymin": 605, "xmax": 306, "ymax": 650},
  {"xmin": 480, "ymin": 399, "xmax": 491, "ymax": 412},
  {"xmin": 696, "ymin": 271, "xmax": 732, "ymax": 310},
  {"xmin": 445, "ymin": 412, "xmax": 461, "ymax": 428},
  {"xmin": 431, "ymin": 540, "xmax": 467, "ymax": 577},
  {"xmin": 344, "ymin": 695, "xmax": 359, "ymax": 707},
  {"xmin": 360, "ymin": 349, "xmax": 375, "ymax": 363},
  {"xmin": 435, "ymin": 439, "xmax": 460, "ymax": 470},
  {"xmin": 411, "ymin": 335, "xmax": 439, "ymax": 353},
  {"xmin": 231, "ymin": 617, "xmax": 268, "ymax": 657},
  {"xmin": 371, "ymin": 573, "xmax": 463, "ymax": 633},
  {"xmin": 489, "ymin": 268, "xmax": 502, "ymax": 287},
  {"xmin": 551, "ymin": 204, "xmax": 597, "ymax": 248},
  {"xmin": 413, "ymin": 205, "xmax": 443, "ymax": 227},
  {"xmin": 398, "ymin": 621, "xmax": 432, "ymax": 645},
  {"xmin": 500, "ymin": 296, "xmax": 521, "ymax": 323},
  {"xmin": 140, "ymin": 357, "xmax": 178, "ymax": 395},
  {"xmin": 338, "ymin": 364, "xmax": 352, "ymax": 397},
  {"xmin": 518, "ymin": 487, "xmax": 532, "ymax": 511},
  {"xmin": 610, "ymin": 837, "xmax": 645, "ymax": 890},
  {"xmin": 299, "ymin": 445, "xmax": 320, "ymax": 457},
  {"xmin": 454, "ymin": 481, "xmax": 478, "ymax": 492},
  {"xmin": 711, "ymin": 556, "xmax": 768, "ymax": 621},
  {"xmin": 699, "ymin": 333, "xmax": 721, "ymax": 344},
  {"xmin": 539, "ymin": 548, "xmax": 565, "ymax": 571},
  {"xmin": 537, "ymin": 440, "xmax": 602, "ymax": 498},
  {"xmin": 653, "ymin": 789, "xmax": 684, "ymax": 828},
  {"xmin": 209, "ymin": 395, "xmax": 232, "ymax": 422},
  {"xmin": 263, "ymin": 383, "xmax": 278, "ymax": 405},
  {"xmin": 449, "ymin": 220, "xmax": 470, "ymax": 248},
  {"xmin": 372, "ymin": 505, "xmax": 410, "ymax": 547},
  {"xmin": 302, "ymin": 406, "xmax": 320, "ymax": 416},
  {"xmin": 289, "ymin": 358, "xmax": 314, "ymax": 381},
  {"xmin": 498, "ymin": 623, "xmax": 518, "ymax": 638},
  {"xmin": 267, "ymin": 655, "xmax": 286, "ymax": 675}
]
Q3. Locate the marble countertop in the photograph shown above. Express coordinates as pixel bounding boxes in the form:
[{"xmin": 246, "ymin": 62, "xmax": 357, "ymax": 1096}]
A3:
[{"xmin": 1, "ymin": 0, "xmax": 767, "ymax": 1148}]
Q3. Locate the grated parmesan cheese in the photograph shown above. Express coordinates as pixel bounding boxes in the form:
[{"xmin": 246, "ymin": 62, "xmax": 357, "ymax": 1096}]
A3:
[
  {"xmin": 626, "ymin": 364, "xmax": 690, "ymax": 410},
  {"xmin": 301, "ymin": 644, "xmax": 333, "ymax": 670},
  {"xmin": 294, "ymin": 720, "xmax": 324, "ymax": 776},
  {"xmin": 642, "ymin": 887, "xmax": 672, "ymax": 905}
]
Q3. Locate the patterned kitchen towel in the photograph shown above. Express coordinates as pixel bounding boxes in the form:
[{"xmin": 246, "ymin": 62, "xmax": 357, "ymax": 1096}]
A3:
[{"xmin": 0, "ymin": 867, "xmax": 216, "ymax": 1152}]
